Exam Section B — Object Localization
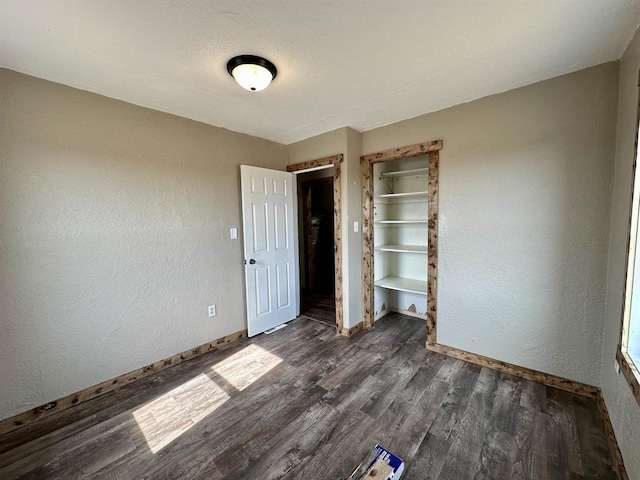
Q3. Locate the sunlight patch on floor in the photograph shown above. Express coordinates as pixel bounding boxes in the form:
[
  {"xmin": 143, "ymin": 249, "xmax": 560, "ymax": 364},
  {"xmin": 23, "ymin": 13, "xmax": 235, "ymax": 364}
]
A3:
[
  {"xmin": 210, "ymin": 343, "xmax": 283, "ymax": 391},
  {"xmin": 133, "ymin": 373, "xmax": 229, "ymax": 453}
]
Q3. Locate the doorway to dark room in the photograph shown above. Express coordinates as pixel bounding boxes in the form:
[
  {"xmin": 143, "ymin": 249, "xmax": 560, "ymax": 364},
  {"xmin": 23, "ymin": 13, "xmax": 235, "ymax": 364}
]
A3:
[{"xmin": 297, "ymin": 169, "xmax": 336, "ymax": 327}]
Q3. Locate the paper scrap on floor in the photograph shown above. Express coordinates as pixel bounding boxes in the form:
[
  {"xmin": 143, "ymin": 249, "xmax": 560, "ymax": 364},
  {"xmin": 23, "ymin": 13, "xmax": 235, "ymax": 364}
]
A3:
[{"xmin": 348, "ymin": 444, "xmax": 404, "ymax": 479}]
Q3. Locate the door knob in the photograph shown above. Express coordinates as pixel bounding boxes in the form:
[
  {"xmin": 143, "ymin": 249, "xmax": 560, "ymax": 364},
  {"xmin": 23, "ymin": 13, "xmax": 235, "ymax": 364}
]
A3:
[{"xmin": 249, "ymin": 259, "xmax": 256, "ymax": 265}]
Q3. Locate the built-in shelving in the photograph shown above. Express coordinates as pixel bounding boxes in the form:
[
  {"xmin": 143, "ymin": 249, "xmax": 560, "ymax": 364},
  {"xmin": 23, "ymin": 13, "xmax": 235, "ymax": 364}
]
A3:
[
  {"xmin": 374, "ymin": 158, "xmax": 429, "ymax": 319},
  {"xmin": 375, "ymin": 276, "xmax": 427, "ymax": 295},
  {"xmin": 374, "ymin": 192, "xmax": 429, "ymax": 202},
  {"xmin": 374, "ymin": 191, "xmax": 428, "ymax": 199},
  {"xmin": 375, "ymin": 244, "xmax": 427, "ymax": 254},
  {"xmin": 381, "ymin": 167, "xmax": 428, "ymax": 178},
  {"xmin": 374, "ymin": 220, "xmax": 428, "ymax": 225}
]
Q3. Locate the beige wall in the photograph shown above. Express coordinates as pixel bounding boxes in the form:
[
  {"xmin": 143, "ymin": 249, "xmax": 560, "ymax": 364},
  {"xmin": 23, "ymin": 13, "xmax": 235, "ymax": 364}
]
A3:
[
  {"xmin": 363, "ymin": 63, "xmax": 618, "ymax": 387},
  {"xmin": 344, "ymin": 128, "xmax": 363, "ymax": 329},
  {"xmin": 0, "ymin": 69, "xmax": 287, "ymax": 419},
  {"xmin": 287, "ymin": 128, "xmax": 345, "ymax": 165},
  {"xmin": 602, "ymin": 28, "xmax": 640, "ymax": 478}
]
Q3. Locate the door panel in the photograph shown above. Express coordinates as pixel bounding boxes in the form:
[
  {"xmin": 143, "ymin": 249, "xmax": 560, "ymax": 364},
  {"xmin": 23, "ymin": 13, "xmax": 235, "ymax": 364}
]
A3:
[
  {"xmin": 276, "ymin": 263, "xmax": 290, "ymax": 309},
  {"xmin": 241, "ymin": 165, "xmax": 296, "ymax": 336},
  {"xmin": 252, "ymin": 203, "xmax": 269, "ymax": 253},
  {"xmin": 273, "ymin": 178, "xmax": 287, "ymax": 196},
  {"xmin": 254, "ymin": 266, "xmax": 271, "ymax": 316},
  {"xmin": 274, "ymin": 203, "xmax": 288, "ymax": 250}
]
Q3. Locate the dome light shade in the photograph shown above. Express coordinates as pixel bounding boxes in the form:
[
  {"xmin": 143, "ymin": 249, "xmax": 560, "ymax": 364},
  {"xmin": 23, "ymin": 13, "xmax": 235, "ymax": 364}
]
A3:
[{"xmin": 227, "ymin": 55, "xmax": 277, "ymax": 92}]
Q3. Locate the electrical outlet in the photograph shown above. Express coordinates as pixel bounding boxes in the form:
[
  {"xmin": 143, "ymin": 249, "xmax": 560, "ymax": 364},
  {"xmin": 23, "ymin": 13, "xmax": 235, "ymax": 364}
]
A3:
[
  {"xmin": 614, "ymin": 359, "xmax": 620, "ymax": 374},
  {"xmin": 208, "ymin": 305, "xmax": 216, "ymax": 317}
]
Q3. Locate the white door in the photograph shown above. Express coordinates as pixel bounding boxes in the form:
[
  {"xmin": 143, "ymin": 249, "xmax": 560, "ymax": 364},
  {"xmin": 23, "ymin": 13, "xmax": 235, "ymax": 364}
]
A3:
[{"xmin": 241, "ymin": 165, "xmax": 297, "ymax": 337}]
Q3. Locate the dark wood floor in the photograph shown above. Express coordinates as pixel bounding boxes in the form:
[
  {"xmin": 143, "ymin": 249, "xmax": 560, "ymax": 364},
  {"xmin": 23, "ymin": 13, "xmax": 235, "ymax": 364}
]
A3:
[
  {"xmin": 300, "ymin": 292, "xmax": 336, "ymax": 326},
  {"xmin": 0, "ymin": 314, "xmax": 617, "ymax": 479}
]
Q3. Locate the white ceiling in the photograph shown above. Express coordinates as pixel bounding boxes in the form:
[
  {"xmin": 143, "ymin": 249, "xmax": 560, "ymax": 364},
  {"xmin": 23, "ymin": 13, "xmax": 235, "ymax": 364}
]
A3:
[{"xmin": 2, "ymin": 1, "xmax": 640, "ymax": 145}]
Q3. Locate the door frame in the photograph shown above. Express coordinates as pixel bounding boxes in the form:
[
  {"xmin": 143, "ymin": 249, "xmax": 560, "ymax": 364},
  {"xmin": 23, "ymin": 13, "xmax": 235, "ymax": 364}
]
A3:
[
  {"xmin": 287, "ymin": 154, "xmax": 344, "ymax": 334},
  {"xmin": 360, "ymin": 140, "xmax": 442, "ymax": 344}
]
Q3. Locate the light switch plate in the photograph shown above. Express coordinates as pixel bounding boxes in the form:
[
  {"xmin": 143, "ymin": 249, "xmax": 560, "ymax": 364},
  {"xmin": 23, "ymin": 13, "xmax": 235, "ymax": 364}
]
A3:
[
  {"xmin": 230, "ymin": 228, "xmax": 238, "ymax": 239},
  {"xmin": 354, "ymin": 221, "xmax": 359, "ymax": 233}
]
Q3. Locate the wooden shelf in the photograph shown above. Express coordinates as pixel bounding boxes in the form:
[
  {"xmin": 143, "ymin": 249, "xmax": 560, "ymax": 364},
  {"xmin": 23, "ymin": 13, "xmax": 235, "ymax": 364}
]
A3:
[
  {"xmin": 375, "ymin": 244, "xmax": 427, "ymax": 254},
  {"xmin": 374, "ymin": 220, "xmax": 428, "ymax": 226},
  {"xmin": 381, "ymin": 167, "xmax": 428, "ymax": 178},
  {"xmin": 375, "ymin": 276, "xmax": 427, "ymax": 295},
  {"xmin": 374, "ymin": 191, "xmax": 428, "ymax": 199}
]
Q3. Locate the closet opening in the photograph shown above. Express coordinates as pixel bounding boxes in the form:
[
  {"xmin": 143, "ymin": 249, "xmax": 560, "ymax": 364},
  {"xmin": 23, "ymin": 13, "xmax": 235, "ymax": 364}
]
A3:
[{"xmin": 361, "ymin": 141, "xmax": 442, "ymax": 344}]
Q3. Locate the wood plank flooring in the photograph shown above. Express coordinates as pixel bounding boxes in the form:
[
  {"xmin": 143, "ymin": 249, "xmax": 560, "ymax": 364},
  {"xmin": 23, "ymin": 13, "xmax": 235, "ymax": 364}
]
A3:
[
  {"xmin": 0, "ymin": 314, "xmax": 618, "ymax": 479},
  {"xmin": 300, "ymin": 292, "xmax": 336, "ymax": 327}
]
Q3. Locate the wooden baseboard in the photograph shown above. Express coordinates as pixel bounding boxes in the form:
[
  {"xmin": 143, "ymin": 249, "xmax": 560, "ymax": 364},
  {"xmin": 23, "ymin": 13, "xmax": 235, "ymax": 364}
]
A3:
[
  {"xmin": 0, "ymin": 328, "xmax": 248, "ymax": 436},
  {"xmin": 426, "ymin": 342, "xmax": 599, "ymax": 399},
  {"xmin": 340, "ymin": 321, "xmax": 364, "ymax": 337},
  {"xmin": 596, "ymin": 390, "xmax": 629, "ymax": 480}
]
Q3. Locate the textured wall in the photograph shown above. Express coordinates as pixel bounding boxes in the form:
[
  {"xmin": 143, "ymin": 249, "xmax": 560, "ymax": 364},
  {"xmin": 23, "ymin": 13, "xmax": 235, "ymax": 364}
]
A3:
[
  {"xmin": 0, "ymin": 69, "xmax": 287, "ymax": 420},
  {"xmin": 344, "ymin": 128, "xmax": 363, "ymax": 329},
  {"xmin": 287, "ymin": 129, "xmax": 345, "ymax": 166},
  {"xmin": 363, "ymin": 63, "xmax": 619, "ymax": 386},
  {"xmin": 602, "ymin": 27, "xmax": 640, "ymax": 478}
]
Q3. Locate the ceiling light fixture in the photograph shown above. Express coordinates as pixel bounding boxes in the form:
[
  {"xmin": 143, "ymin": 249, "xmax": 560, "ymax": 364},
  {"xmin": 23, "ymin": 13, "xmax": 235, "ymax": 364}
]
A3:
[{"xmin": 227, "ymin": 55, "xmax": 277, "ymax": 92}]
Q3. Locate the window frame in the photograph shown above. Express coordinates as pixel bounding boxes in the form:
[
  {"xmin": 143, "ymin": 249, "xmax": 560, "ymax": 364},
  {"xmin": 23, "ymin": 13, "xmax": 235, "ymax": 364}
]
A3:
[{"xmin": 618, "ymin": 72, "xmax": 640, "ymax": 406}]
